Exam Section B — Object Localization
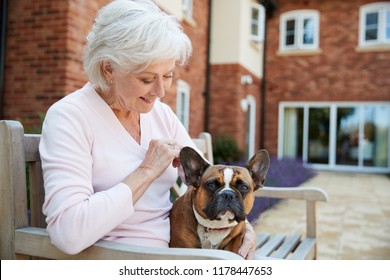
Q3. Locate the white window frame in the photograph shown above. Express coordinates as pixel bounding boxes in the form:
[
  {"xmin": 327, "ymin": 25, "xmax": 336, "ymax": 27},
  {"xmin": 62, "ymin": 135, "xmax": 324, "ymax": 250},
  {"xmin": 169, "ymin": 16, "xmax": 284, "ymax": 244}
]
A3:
[
  {"xmin": 241, "ymin": 95, "xmax": 257, "ymax": 159},
  {"xmin": 250, "ymin": 3, "xmax": 265, "ymax": 42},
  {"xmin": 359, "ymin": 2, "xmax": 390, "ymax": 47},
  {"xmin": 176, "ymin": 80, "xmax": 190, "ymax": 131},
  {"xmin": 279, "ymin": 10, "xmax": 320, "ymax": 52},
  {"xmin": 278, "ymin": 101, "xmax": 390, "ymax": 174},
  {"xmin": 182, "ymin": 0, "xmax": 193, "ymax": 19}
]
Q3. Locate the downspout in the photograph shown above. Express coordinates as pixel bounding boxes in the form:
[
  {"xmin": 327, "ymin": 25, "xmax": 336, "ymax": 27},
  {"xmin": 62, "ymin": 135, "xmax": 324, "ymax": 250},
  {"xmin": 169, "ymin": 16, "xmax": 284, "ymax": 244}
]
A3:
[
  {"xmin": 204, "ymin": 0, "xmax": 212, "ymax": 132},
  {"xmin": 259, "ymin": 0, "xmax": 277, "ymax": 149},
  {"xmin": 0, "ymin": 0, "xmax": 8, "ymax": 119}
]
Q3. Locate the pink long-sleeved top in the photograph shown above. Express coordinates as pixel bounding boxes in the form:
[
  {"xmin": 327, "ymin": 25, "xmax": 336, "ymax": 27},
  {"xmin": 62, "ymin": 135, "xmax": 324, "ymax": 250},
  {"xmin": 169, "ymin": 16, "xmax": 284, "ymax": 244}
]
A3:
[{"xmin": 40, "ymin": 82, "xmax": 195, "ymax": 255}]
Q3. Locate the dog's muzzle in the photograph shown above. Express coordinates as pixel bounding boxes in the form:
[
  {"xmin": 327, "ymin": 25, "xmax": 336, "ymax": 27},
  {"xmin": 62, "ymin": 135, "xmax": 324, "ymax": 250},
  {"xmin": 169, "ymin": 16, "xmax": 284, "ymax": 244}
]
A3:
[{"xmin": 203, "ymin": 189, "xmax": 246, "ymax": 222}]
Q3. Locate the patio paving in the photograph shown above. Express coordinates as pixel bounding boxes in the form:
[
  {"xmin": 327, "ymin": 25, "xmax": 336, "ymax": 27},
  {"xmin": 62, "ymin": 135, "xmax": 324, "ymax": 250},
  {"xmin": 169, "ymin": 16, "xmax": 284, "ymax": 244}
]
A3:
[{"xmin": 253, "ymin": 171, "xmax": 390, "ymax": 259}]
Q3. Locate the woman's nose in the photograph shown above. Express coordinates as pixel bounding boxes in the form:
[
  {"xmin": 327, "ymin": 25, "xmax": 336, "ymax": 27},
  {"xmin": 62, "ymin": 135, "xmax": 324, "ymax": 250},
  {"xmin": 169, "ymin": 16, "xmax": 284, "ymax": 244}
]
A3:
[{"xmin": 150, "ymin": 77, "xmax": 166, "ymax": 98}]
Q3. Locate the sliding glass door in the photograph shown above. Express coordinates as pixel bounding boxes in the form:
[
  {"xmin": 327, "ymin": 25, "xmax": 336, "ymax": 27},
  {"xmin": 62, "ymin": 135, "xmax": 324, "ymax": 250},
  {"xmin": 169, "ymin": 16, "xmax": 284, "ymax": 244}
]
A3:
[
  {"xmin": 308, "ymin": 108, "xmax": 330, "ymax": 164},
  {"xmin": 336, "ymin": 107, "xmax": 360, "ymax": 166},
  {"xmin": 279, "ymin": 102, "xmax": 390, "ymax": 173},
  {"xmin": 363, "ymin": 105, "xmax": 389, "ymax": 168}
]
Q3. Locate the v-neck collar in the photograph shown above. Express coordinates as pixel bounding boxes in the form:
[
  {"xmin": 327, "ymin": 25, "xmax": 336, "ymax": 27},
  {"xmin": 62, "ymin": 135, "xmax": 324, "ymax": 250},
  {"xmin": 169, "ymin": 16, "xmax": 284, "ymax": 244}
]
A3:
[{"xmin": 85, "ymin": 83, "xmax": 149, "ymax": 149}]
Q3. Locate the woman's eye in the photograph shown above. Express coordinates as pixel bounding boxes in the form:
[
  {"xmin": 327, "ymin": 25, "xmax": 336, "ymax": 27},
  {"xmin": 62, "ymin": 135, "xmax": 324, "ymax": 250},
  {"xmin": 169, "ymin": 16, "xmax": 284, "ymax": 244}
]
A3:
[
  {"xmin": 163, "ymin": 75, "xmax": 173, "ymax": 80},
  {"xmin": 141, "ymin": 79, "xmax": 154, "ymax": 84}
]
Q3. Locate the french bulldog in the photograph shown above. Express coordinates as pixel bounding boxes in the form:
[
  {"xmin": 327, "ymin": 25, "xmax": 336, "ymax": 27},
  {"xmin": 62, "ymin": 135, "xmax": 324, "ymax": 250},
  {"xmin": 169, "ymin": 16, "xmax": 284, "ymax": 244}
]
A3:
[{"xmin": 170, "ymin": 146, "xmax": 270, "ymax": 254}]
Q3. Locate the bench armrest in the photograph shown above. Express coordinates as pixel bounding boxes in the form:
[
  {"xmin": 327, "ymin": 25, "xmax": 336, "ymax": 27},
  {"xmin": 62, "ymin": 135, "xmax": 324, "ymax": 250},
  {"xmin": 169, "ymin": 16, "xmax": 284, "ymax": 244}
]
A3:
[
  {"xmin": 15, "ymin": 227, "xmax": 244, "ymax": 260},
  {"xmin": 255, "ymin": 186, "xmax": 328, "ymax": 202}
]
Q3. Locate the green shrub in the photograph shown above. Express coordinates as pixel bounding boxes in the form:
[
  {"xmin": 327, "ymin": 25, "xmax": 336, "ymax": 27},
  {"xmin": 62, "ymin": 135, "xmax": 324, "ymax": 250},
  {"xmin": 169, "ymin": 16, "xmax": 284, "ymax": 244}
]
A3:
[{"xmin": 213, "ymin": 134, "xmax": 242, "ymax": 164}]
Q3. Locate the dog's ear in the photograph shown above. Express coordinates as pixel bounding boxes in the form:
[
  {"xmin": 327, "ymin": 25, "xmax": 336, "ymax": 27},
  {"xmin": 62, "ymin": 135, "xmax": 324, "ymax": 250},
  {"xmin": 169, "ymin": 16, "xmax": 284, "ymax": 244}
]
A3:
[
  {"xmin": 245, "ymin": 149, "xmax": 270, "ymax": 190},
  {"xmin": 180, "ymin": 146, "xmax": 210, "ymax": 187}
]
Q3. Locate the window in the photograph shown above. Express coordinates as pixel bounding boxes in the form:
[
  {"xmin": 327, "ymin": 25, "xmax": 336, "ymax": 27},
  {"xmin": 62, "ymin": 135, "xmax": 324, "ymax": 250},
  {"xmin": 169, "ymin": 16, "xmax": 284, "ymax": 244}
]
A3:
[
  {"xmin": 279, "ymin": 10, "xmax": 320, "ymax": 52},
  {"xmin": 279, "ymin": 102, "xmax": 390, "ymax": 173},
  {"xmin": 250, "ymin": 3, "xmax": 265, "ymax": 42},
  {"xmin": 182, "ymin": 0, "xmax": 193, "ymax": 19},
  {"xmin": 176, "ymin": 80, "xmax": 190, "ymax": 131},
  {"xmin": 359, "ymin": 2, "xmax": 390, "ymax": 47}
]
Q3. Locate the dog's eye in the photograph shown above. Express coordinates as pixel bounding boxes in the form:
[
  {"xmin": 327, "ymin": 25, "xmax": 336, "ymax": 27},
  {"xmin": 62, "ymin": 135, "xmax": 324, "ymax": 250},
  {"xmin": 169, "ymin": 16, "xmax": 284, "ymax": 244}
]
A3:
[
  {"xmin": 205, "ymin": 181, "xmax": 218, "ymax": 191},
  {"xmin": 238, "ymin": 183, "xmax": 250, "ymax": 193}
]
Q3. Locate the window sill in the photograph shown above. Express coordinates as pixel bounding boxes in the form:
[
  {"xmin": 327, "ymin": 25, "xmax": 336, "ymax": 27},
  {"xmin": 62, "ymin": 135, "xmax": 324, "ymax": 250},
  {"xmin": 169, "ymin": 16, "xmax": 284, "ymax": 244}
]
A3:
[
  {"xmin": 355, "ymin": 44, "xmax": 390, "ymax": 53},
  {"xmin": 277, "ymin": 48, "xmax": 323, "ymax": 56}
]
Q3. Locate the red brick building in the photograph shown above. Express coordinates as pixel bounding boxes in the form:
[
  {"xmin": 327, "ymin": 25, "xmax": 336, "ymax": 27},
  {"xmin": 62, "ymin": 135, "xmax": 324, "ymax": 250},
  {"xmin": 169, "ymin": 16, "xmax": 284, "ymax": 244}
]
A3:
[{"xmin": 265, "ymin": 0, "xmax": 390, "ymax": 173}]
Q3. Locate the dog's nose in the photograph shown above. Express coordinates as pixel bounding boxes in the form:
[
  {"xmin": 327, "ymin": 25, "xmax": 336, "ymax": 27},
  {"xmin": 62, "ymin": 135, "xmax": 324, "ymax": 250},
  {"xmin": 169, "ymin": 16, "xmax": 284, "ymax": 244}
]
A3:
[{"xmin": 221, "ymin": 190, "xmax": 239, "ymax": 201}]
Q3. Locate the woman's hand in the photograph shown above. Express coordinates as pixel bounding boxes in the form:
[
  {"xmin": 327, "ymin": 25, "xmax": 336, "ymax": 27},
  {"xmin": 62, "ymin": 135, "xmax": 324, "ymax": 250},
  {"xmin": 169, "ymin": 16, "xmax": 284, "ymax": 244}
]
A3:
[
  {"xmin": 238, "ymin": 220, "xmax": 257, "ymax": 259},
  {"xmin": 140, "ymin": 139, "xmax": 182, "ymax": 177},
  {"xmin": 123, "ymin": 139, "xmax": 182, "ymax": 204}
]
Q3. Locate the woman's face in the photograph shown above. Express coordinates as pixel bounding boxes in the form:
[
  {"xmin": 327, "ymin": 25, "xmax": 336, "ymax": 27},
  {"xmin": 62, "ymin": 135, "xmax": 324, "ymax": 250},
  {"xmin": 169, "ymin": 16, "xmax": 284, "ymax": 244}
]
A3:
[{"xmin": 108, "ymin": 59, "xmax": 176, "ymax": 114}]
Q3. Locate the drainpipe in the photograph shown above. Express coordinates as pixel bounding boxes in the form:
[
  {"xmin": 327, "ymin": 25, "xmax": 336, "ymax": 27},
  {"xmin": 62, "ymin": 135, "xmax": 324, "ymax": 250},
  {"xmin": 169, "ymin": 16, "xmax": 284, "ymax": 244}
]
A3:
[
  {"xmin": 259, "ymin": 0, "xmax": 277, "ymax": 149},
  {"xmin": 0, "ymin": 0, "xmax": 7, "ymax": 119},
  {"xmin": 204, "ymin": 0, "xmax": 212, "ymax": 132}
]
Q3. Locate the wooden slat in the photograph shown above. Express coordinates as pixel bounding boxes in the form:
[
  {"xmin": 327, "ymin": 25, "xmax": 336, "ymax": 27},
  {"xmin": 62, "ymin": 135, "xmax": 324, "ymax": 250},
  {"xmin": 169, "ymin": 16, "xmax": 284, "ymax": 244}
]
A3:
[
  {"xmin": 306, "ymin": 201, "xmax": 317, "ymax": 238},
  {"xmin": 255, "ymin": 234, "xmax": 285, "ymax": 258},
  {"xmin": 192, "ymin": 139, "xmax": 206, "ymax": 154},
  {"xmin": 289, "ymin": 237, "xmax": 316, "ymax": 260},
  {"xmin": 255, "ymin": 232, "xmax": 270, "ymax": 249},
  {"xmin": 15, "ymin": 227, "xmax": 244, "ymax": 260},
  {"xmin": 271, "ymin": 233, "xmax": 301, "ymax": 259},
  {"xmin": 24, "ymin": 134, "xmax": 41, "ymax": 162},
  {"xmin": 29, "ymin": 162, "xmax": 46, "ymax": 228},
  {"xmin": 193, "ymin": 132, "xmax": 214, "ymax": 165}
]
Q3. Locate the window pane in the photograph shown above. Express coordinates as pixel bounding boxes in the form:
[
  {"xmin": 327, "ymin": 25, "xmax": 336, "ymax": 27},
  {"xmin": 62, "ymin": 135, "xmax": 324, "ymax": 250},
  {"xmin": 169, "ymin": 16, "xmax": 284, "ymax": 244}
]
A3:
[
  {"xmin": 366, "ymin": 12, "xmax": 378, "ymax": 25},
  {"xmin": 251, "ymin": 5, "xmax": 264, "ymax": 41},
  {"xmin": 286, "ymin": 19, "xmax": 295, "ymax": 46},
  {"xmin": 363, "ymin": 106, "xmax": 389, "ymax": 167},
  {"xmin": 252, "ymin": 7, "xmax": 259, "ymax": 20},
  {"xmin": 303, "ymin": 18, "xmax": 315, "ymax": 44},
  {"xmin": 182, "ymin": 0, "xmax": 193, "ymax": 18},
  {"xmin": 251, "ymin": 8, "xmax": 259, "ymax": 37},
  {"xmin": 308, "ymin": 108, "xmax": 330, "ymax": 164},
  {"xmin": 283, "ymin": 108, "xmax": 303, "ymax": 158},
  {"xmin": 251, "ymin": 23, "xmax": 259, "ymax": 36},
  {"xmin": 336, "ymin": 107, "xmax": 360, "ymax": 166},
  {"xmin": 365, "ymin": 12, "xmax": 378, "ymax": 41},
  {"xmin": 179, "ymin": 92, "xmax": 186, "ymax": 123}
]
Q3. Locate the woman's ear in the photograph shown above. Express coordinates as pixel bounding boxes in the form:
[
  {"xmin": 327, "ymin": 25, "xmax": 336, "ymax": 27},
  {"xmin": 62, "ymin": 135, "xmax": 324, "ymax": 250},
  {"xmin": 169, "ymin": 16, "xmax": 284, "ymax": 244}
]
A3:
[{"xmin": 101, "ymin": 60, "xmax": 114, "ymax": 82}]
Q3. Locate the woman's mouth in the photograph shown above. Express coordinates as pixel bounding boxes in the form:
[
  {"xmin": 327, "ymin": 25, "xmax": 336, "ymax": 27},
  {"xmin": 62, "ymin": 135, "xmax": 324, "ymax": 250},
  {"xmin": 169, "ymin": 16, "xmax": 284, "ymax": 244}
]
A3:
[{"xmin": 140, "ymin": 96, "xmax": 154, "ymax": 104}]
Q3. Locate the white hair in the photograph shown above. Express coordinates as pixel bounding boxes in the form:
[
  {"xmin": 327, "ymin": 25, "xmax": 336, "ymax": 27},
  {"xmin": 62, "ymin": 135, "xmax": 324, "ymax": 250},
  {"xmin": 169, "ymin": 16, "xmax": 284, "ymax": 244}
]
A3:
[{"xmin": 83, "ymin": 0, "xmax": 192, "ymax": 91}]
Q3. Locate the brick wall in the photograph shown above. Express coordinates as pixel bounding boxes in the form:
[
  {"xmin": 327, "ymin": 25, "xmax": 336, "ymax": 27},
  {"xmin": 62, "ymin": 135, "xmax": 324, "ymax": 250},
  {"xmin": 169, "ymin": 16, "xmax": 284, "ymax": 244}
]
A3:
[
  {"xmin": 4, "ymin": 0, "xmax": 109, "ymax": 128},
  {"xmin": 264, "ymin": 0, "xmax": 390, "ymax": 156},
  {"xmin": 65, "ymin": 0, "xmax": 110, "ymax": 94},
  {"xmin": 209, "ymin": 63, "xmax": 262, "ymax": 153},
  {"xmin": 5, "ymin": 0, "xmax": 67, "ymax": 127}
]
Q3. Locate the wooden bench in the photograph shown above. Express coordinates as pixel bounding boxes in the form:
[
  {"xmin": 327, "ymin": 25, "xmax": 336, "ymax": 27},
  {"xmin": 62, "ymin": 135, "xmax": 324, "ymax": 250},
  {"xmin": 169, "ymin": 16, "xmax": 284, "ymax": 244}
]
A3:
[{"xmin": 0, "ymin": 120, "xmax": 328, "ymax": 260}]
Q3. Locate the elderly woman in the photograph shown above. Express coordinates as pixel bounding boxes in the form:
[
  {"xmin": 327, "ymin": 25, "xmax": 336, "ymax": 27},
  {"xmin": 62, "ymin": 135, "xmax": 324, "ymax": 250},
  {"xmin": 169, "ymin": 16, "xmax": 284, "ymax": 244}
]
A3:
[{"xmin": 40, "ymin": 0, "xmax": 256, "ymax": 258}]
